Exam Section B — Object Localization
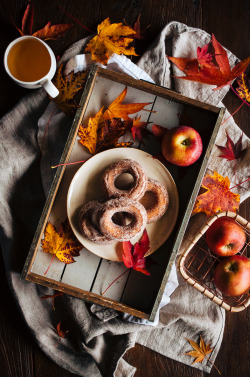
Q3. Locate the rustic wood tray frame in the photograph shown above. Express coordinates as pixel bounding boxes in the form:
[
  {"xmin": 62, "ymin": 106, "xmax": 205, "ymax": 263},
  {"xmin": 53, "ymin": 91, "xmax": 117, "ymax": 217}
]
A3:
[{"xmin": 21, "ymin": 66, "xmax": 225, "ymax": 321}]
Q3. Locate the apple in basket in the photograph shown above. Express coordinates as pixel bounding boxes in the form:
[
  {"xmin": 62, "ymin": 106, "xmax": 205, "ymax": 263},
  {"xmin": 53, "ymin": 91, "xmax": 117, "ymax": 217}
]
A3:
[
  {"xmin": 161, "ymin": 126, "xmax": 203, "ymax": 166},
  {"xmin": 214, "ymin": 255, "xmax": 250, "ymax": 296},
  {"xmin": 206, "ymin": 217, "xmax": 246, "ymax": 257}
]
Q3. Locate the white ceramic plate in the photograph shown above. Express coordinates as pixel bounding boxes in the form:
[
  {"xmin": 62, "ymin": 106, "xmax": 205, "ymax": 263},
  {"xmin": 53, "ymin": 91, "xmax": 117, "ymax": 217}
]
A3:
[{"xmin": 67, "ymin": 148, "xmax": 179, "ymax": 261}]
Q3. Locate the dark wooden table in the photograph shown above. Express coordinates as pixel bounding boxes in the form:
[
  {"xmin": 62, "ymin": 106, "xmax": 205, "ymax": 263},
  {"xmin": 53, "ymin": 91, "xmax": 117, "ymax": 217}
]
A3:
[{"xmin": 0, "ymin": 1, "xmax": 249, "ymax": 376}]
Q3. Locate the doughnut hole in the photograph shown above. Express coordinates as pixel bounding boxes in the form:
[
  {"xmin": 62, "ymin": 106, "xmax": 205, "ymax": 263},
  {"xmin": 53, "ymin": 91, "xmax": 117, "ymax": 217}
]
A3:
[
  {"xmin": 112, "ymin": 211, "xmax": 133, "ymax": 226},
  {"xmin": 139, "ymin": 179, "xmax": 169, "ymax": 224},
  {"xmin": 140, "ymin": 191, "xmax": 157, "ymax": 211},
  {"xmin": 114, "ymin": 172, "xmax": 135, "ymax": 191}
]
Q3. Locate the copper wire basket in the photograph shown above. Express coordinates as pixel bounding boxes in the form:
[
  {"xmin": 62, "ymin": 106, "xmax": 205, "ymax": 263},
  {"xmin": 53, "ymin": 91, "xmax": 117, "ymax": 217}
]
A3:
[{"xmin": 179, "ymin": 211, "xmax": 250, "ymax": 312}]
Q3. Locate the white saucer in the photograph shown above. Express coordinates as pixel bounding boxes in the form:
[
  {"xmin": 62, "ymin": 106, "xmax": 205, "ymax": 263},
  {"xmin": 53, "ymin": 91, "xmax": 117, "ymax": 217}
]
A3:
[{"xmin": 67, "ymin": 148, "xmax": 179, "ymax": 261}]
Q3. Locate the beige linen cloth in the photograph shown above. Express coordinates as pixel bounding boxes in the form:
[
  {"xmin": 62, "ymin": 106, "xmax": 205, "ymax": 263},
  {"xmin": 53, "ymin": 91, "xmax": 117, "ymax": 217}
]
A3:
[{"xmin": 0, "ymin": 22, "xmax": 249, "ymax": 377}]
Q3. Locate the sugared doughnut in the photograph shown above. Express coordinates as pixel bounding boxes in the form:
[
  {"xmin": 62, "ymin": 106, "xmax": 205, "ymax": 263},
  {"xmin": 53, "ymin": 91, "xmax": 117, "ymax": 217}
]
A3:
[
  {"xmin": 78, "ymin": 200, "xmax": 114, "ymax": 245},
  {"xmin": 101, "ymin": 159, "xmax": 147, "ymax": 200},
  {"xmin": 141, "ymin": 179, "xmax": 169, "ymax": 223},
  {"xmin": 97, "ymin": 198, "xmax": 147, "ymax": 241}
]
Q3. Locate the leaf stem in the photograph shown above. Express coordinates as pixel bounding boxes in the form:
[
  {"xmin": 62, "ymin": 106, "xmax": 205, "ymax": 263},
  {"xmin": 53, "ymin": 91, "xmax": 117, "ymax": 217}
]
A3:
[
  {"xmin": 51, "ymin": 160, "xmax": 86, "ymax": 169},
  {"xmin": 44, "ymin": 254, "xmax": 56, "ymax": 276},
  {"xmin": 58, "ymin": 7, "xmax": 94, "ymax": 34},
  {"xmin": 208, "ymin": 359, "xmax": 221, "ymax": 374},
  {"xmin": 220, "ymin": 101, "xmax": 244, "ymax": 126},
  {"xmin": 101, "ymin": 269, "xmax": 130, "ymax": 296},
  {"xmin": 230, "ymin": 84, "xmax": 250, "ymax": 107},
  {"xmin": 233, "ymin": 159, "xmax": 236, "ymax": 186},
  {"xmin": 230, "ymin": 177, "xmax": 250, "ymax": 190}
]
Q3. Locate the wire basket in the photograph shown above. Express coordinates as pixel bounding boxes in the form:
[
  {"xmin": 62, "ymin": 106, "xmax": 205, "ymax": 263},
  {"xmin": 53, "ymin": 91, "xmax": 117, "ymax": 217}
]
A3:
[{"xmin": 178, "ymin": 211, "xmax": 250, "ymax": 312}]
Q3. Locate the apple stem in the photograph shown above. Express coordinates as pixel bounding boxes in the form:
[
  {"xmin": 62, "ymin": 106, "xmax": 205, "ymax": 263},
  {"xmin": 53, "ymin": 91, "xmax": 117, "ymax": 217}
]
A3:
[
  {"xmin": 101, "ymin": 269, "xmax": 130, "ymax": 296},
  {"xmin": 230, "ymin": 177, "xmax": 250, "ymax": 190}
]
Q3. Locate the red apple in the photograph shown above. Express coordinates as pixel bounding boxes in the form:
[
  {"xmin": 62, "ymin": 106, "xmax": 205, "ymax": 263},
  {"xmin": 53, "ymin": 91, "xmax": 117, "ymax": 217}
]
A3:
[
  {"xmin": 161, "ymin": 126, "xmax": 203, "ymax": 166},
  {"xmin": 206, "ymin": 217, "xmax": 246, "ymax": 257},
  {"xmin": 214, "ymin": 255, "xmax": 250, "ymax": 296}
]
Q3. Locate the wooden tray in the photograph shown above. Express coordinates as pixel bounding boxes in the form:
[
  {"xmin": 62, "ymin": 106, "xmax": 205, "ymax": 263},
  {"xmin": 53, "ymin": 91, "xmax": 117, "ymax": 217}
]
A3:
[
  {"xmin": 179, "ymin": 211, "xmax": 250, "ymax": 312},
  {"xmin": 21, "ymin": 66, "xmax": 225, "ymax": 321}
]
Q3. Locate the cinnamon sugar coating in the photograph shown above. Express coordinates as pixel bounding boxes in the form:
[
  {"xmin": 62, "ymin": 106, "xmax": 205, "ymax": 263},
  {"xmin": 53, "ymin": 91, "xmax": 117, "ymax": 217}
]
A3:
[
  {"xmin": 78, "ymin": 200, "xmax": 115, "ymax": 245},
  {"xmin": 141, "ymin": 179, "xmax": 169, "ymax": 224},
  {"xmin": 97, "ymin": 198, "xmax": 147, "ymax": 241},
  {"xmin": 101, "ymin": 159, "xmax": 147, "ymax": 200}
]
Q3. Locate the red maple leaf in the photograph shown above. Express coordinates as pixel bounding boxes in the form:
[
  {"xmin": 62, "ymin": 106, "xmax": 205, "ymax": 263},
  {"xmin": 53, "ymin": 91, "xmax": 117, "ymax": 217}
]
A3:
[
  {"xmin": 21, "ymin": 1, "xmax": 34, "ymax": 35},
  {"xmin": 16, "ymin": 1, "xmax": 72, "ymax": 40},
  {"xmin": 122, "ymin": 229, "xmax": 150, "ymax": 275},
  {"xmin": 124, "ymin": 14, "xmax": 149, "ymax": 40},
  {"xmin": 196, "ymin": 43, "xmax": 215, "ymax": 68},
  {"xmin": 132, "ymin": 13, "xmax": 149, "ymax": 40},
  {"xmin": 216, "ymin": 131, "xmax": 247, "ymax": 161},
  {"xmin": 131, "ymin": 117, "xmax": 150, "ymax": 142},
  {"xmin": 168, "ymin": 34, "xmax": 250, "ymax": 90}
]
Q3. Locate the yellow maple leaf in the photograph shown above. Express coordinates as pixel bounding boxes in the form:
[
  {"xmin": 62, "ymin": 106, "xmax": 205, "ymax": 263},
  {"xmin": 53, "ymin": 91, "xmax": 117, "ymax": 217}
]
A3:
[
  {"xmin": 78, "ymin": 107, "xmax": 132, "ymax": 154},
  {"xmin": 85, "ymin": 17, "xmax": 137, "ymax": 65},
  {"xmin": 42, "ymin": 220, "xmax": 82, "ymax": 264},
  {"xmin": 51, "ymin": 64, "xmax": 87, "ymax": 116},
  {"xmin": 78, "ymin": 107, "xmax": 104, "ymax": 154},
  {"xmin": 193, "ymin": 171, "xmax": 240, "ymax": 217},
  {"xmin": 103, "ymin": 87, "xmax": 151, "ymax": 121},
  {"xmin": 236, "ymin": 72, "xmax": 250, "ymax": 103}
]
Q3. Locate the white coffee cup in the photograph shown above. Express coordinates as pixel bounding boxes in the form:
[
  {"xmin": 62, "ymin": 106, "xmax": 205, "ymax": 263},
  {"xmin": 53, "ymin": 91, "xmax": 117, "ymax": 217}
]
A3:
[{"xmin": 4, "ymin": 36, "xmax": 59, "ymax": 98}]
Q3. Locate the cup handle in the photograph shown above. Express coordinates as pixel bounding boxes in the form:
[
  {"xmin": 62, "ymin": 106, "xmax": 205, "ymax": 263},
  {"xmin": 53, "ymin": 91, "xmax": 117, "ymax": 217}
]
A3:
[{"xmin": 42, "ymin": 79, "xmax": 59, "ymax": 98}]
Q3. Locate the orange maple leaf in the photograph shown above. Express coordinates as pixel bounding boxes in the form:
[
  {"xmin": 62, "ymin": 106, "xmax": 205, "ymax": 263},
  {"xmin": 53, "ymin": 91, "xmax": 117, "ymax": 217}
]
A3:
[
  {"xmin": 51, "ymin": 64, "xmax": 87, "ymax": 116},
  {"xmin": 103, "ymin": 87, "xmax": 151, "ymax": 121},
  {"xmin": 78, "ymin": 87, "xmax": 151, "ymax": 153},
  {"xmin": 85, "ymin": 17, "xmax": 138, "ymax": 65},
  {"xmin": 168, "ymin": 34, "xmax": 250, "ymax": 90},
  {"xmin": 184, "ymin": 336, "xmax": 220, "ymax": 373},
  {"xmin": 184, "ymin": 336, "xmax": 213, "ymax": 365},
  {"xmin": 42, "ymin": 220, "xmax": 82, "ymax": 264},
  {"xmin": 16, "ymin": 1, "xmax": 72, "ymax": 40},
  {"xmin": 78, "ymin": 107, "xmax": 132, "ymax": 154},
  {"xmin": 33, "ymin": 22, "xmax": 73, "ymax": 40},
  {"xmin": 56, "ymin": 322, "xmax": 69, "ymax": 338},
  {"xmin": 193, "ymin": 172, "xmax": 240, "ymax": 217}
]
